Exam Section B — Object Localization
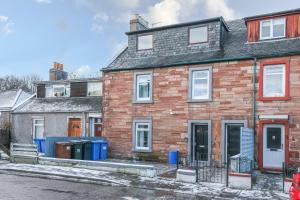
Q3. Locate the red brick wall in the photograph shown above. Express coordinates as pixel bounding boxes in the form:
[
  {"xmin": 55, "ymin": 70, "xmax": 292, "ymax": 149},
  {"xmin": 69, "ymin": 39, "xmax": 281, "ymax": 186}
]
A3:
[{"xmin": 103, "ymin": 55, "xmax": 300, "ymax": 162}]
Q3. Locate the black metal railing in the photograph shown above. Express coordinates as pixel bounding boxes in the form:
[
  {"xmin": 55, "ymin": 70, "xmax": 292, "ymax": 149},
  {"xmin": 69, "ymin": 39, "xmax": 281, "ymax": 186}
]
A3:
[
  {"xmin": 176, "ymin": 153, "xmax": 254, "ymax": 186},
  {"xmin": 282, "ymin": 161, "xmax": 300, "ymax": 192}
]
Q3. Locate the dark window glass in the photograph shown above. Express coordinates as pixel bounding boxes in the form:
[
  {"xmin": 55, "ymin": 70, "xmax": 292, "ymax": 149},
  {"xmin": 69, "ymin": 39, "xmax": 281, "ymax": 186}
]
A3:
[{"xmin": 267, "ymin": 127, "xmax": 281, "ymax": 149}]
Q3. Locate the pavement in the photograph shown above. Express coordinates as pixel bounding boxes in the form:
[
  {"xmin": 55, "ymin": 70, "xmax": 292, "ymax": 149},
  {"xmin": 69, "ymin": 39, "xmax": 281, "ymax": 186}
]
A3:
[
  {"xmin": 0, "ymin": 173, "xmax": 200, "ymax": 200},
  {"xmin": 0, "ymin": 161, "xmax": 289, "ymax": 200}
]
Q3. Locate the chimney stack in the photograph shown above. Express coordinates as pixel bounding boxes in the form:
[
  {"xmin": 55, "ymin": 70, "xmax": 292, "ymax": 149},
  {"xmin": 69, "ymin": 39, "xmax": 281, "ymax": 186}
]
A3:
[
  {"xmin": 130, "ymin": 14, "xmax": 149, "ymax": 32},
  {"xmin": 49, "ymin": 62, "xmax": 68, "ymax": 81}
]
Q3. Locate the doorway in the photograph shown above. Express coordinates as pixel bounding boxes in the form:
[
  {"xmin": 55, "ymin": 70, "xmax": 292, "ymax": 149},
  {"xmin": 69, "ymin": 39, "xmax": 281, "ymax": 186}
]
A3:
[
  {"xmin": 263, "ymin": 124, "xmax": 285, "ymax": 169},
  {"xmin": 188, "ymin": 120, "xmax": 211, "ymax": 163},
  {"xmin": 221, "ymin": 120, "xmax": 247, "ymax": 162},
  {"xmin": 68, "ymin": 118, "xmax": 82, "ymax": 137}
]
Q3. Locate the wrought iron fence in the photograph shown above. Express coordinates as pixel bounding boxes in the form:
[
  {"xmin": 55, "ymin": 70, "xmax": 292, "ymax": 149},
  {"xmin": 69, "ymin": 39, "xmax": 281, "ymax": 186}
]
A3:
[
  {"xmin": 177, "ymin": 153, "xmax": 254, "ymax": 186},
  {"xmin": 283, "ymin": 161, "xmax": 300, "ymax": 179},
  {"xmin": 282, "ymin": 161, "xmax": 300, "ymax": 192}
]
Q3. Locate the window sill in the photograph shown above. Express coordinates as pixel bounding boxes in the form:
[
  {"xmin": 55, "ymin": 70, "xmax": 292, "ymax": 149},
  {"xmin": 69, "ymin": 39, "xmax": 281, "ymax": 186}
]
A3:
[
  {"xmin": 258, "ymin": 96, "xmax": 291, "ymax": 102},
  {"xmin": 133, "ymin": 149, "xmax": 152, "ymax": 153},
  {"xmin": 132, "ymin": 100, "xmax": 153, "ymax": 104},
  {"xmin": 187, "ymin": 99, "xmax": 212, "ymax": 103}
]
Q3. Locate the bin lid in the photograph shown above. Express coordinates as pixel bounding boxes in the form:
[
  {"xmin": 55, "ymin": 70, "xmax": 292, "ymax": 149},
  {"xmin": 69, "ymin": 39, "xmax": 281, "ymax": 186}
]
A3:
[
  {"xmin": 69, "ymin": 140, "xmax": 83, "ymax": 143},
  {"xmin": 91, "ymin": 140, "xmax": 104, "ymax": 143},
  {"xmin": 169, "ymin": 150, "xmax": 179, "ymax": 153},
  {"xmin": 56, "ymin": 142, "xmax": 71, "ymax": 145}
]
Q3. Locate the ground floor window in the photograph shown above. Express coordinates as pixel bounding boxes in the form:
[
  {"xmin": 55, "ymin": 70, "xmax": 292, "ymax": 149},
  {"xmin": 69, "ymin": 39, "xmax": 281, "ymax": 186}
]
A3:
[
  {"xmin": 33, "ymin": 118, "xmax": 44, "ymax": 139},
  {"xmin": 133, "ymin": 119, "xmax": 152, "ymax": 152}
]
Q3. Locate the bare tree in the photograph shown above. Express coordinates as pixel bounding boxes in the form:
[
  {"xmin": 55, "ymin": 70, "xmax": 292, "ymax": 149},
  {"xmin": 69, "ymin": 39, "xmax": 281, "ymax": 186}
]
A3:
[{"xmin": 0, "ymin": 74, "xmax": 43, "ymax": 92}]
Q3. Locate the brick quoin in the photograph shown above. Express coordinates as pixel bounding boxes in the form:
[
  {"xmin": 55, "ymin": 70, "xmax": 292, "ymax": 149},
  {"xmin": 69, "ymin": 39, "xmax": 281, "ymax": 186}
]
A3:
[{"xmin": 102, "ymin": 55, "xmax": 300, "ymax": 163}]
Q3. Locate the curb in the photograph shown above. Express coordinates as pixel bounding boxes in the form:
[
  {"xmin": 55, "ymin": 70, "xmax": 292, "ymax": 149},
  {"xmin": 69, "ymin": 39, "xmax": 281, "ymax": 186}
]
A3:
[{"xmin": 0, "ymin": 168, "xmax": 129, "ymax": 186}]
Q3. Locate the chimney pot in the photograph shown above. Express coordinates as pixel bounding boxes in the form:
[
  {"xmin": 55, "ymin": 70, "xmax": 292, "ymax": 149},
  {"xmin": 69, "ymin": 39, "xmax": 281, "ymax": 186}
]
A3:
[{"xmin": 130, "ymin": 14, "xmax": 149, "ymax": 32}]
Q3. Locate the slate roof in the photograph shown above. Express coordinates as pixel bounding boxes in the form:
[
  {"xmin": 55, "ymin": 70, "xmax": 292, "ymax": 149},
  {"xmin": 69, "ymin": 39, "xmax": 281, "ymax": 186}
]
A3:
[
  {"xmin": 34, "ymin": 77, "xmax": 101, "ymax": 85},
  {"xmin": 13, "ymin": 96, "xmax": 102, "ymax": 113},
  {"xmin": 103, "ymin": 19, "xmax": 300, "ymax": 72},
  {"xmin": 0, "ymin": 90, "xmax": 33, "ymax": 111}
]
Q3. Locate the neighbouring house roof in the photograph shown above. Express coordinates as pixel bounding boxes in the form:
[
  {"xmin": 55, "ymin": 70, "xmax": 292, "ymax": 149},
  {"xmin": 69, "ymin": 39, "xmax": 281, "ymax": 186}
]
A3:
[
  {"xmin": 125, "ymin": 17, "xmax": 229, "ymax": 35},
  {"xmin": 0, "ymin": 90, "xmax": 34, "ymax": 111},
  {"xmin": 34, "ymin": 77, "xmax": 102, "ymax": 85},
  {"xmin": 103, "ymin": 19, "xmax": 300, "ymax": 72},
  {"xmin": 244, "ymin": 8, "xmax": 300, "ymax": 21},
  {"xmin": 13, "ymin": 96, "xmax": 102, "ymax": 113}
]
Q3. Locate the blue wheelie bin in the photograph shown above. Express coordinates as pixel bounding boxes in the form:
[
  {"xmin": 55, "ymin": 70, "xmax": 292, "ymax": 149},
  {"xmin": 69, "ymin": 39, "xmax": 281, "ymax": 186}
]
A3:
[
  {"xmin": 100, "ymin": 140, "xmax": 108, "ymax": 160},
  {"xmin": 40, "ymin": 139, "xmax": 45, "ymax": 153},
  {"xmin": 34, "ymin": 139, "xmax": 45, "ymax": 153},
  {"xmin": 91, "ymin": 140, "xmax": 102, "ymax": 160},
  {"xmin": 168, "ymin": 150, "xmax": 179, "ymax": 164}
]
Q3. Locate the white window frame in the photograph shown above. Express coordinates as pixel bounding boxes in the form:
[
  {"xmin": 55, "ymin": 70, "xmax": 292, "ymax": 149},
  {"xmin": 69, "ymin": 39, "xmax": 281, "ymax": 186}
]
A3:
[
  {"xmin": 132, "ymin": 118, "xmax": 152, "ymax": 152},
  {"xmin": 137, "ymin": 34, "xmax": 153, "ymax": 50},
  {"xmin": 189, "ymin": 26, "xmax": 208, "ymax": 44},
  {"xmin": 32, "ymin": 118, "xmax": 44, "ymax": 140},
  {"xmin": 89, "ymin": 117, "xmax": 102, "ymax": 137},
  {"xmin": 188, "ymin": 66, "xmax": 212, "ymax": 102},
  {"xmin": 260, "ymin": 18, "xmax": 286, "ymax": 40},
  {"xmin": 263, "ymin": 64, "xmax": 286, "ymax": 97},
  {"xmin": 133, "ymin": 71, "xmax": 153, "ymax": 103},
  {"xmin": 88, "ymin": 82, "xmax": 101, "ymax": 96},
  {"xmin": 46, "ymin": 84, "xmax": 69, "ymax": 97}
]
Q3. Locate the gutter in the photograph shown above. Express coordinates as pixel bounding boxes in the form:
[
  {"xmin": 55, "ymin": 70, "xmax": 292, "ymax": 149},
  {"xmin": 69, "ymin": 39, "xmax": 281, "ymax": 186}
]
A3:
[{"xmin": 102, "ymin": 50, "xmax": 300, "ymax": 72}]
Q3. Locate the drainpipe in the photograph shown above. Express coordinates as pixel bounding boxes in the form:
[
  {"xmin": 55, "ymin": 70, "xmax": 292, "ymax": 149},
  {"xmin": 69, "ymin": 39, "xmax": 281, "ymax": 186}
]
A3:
[
  {"xmin": 252, "ymin": 58, "xmax": 257, "ymax": 164},
  {"xmin": 252, "ymin": 58, "xmax": 257, "ymax": 131},
  {"xmin": 82, "ymin": 112, "xmax": 86, "ymax": 137}
]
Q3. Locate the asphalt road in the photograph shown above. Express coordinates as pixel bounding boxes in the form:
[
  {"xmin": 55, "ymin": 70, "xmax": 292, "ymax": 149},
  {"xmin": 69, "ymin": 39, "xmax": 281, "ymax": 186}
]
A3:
[{"xmin": 0, "ymin": 173, "xmax": 202, "ymax": 200}]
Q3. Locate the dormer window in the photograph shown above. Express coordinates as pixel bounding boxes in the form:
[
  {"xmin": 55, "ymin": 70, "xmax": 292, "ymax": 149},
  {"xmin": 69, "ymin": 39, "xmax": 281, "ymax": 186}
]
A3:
[
  {"xmin": 137, "ymin": 35, "xmax": 153, "ymax": 50},
  {"xmin": 260, "ymin": 18, "xmax": 286, "ymax": 40},
  {"xmin": 46, "ymin": 84, "xmax": 69, "ymax": 97},
  {"xmin": 189, "ymin": 26, "xmax": 208, "ymax": 44}
]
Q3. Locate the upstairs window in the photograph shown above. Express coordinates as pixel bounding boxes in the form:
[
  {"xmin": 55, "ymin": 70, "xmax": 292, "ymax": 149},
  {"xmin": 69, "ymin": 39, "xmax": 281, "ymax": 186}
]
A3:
[
  {"xmin": 46, "ymin": 85, "xmax": 69, "ymax": 97},
  {"xmin": 137, "ymin": 35, "xmax": 153, "ymax": 50},
  {"xmin": 263, "ymin": 64, "xmax": 285, "ymax": 97},
  {"xmin": 259, "ymin": 61, "xmax": 290, "ymax": 101},
  {"xmin": 189, "ymin": 66, "xmax": 212, "ymax": 101},
  {"xmin": 189, "ymin": 26, "xmax": 208, "ymax": 44},
  {"xmin": 88, "ymin": 82, "xmax": 101, "ymax": 96},
  {"xmin": 53, "ymin": 85, "xmax": 66, "ymax": 97},
  {"xmin": 134, "ymin": 72, "xmax": 153, "ymax": 103},
  {"xmin": 260, "ymin": 18, "xmax": 286, "ymax": 40}
]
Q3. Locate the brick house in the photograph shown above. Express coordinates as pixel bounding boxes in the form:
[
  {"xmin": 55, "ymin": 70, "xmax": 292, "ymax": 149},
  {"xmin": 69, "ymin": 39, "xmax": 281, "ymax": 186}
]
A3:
[{"xmin": 102, "ymin": 9, "xmax": 300, "ymax": 171}]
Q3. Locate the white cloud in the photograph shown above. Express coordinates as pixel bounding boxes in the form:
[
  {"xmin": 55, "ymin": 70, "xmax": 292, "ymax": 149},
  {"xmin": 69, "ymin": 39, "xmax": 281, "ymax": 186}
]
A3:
[
  {"xmin": 0, "ymin": 16, "xmax": 14, "ymax": 36},
  {"xmin": 112, "ymin": 0, "xmax": 140, "ymax": 9},
  {"xmin": 91, "ymin": 23, "xmax": 103, "ymax": 33},
  {"xmin": 2, "ymin": 22, "xmax": 14, "ymax": 35},
  {"xmin": 70, "ymin": 65, "xmax": 91, "ymax": 79},
  {"xmin": 34, "ymin": 0, "xmax": 51, "ymax": 4},
  {"xmin": 145, "ymin": 0, "xmax": 235, "ymax": 27},
  {"xmin": 0, "ymin": 16, "xmax": 8, "ymax": 22},
  {"xmin": 204, "ymin": 0, "xmax": 235, "ymax": 20},
  {"xmin": 147, "ymin": 0, "xmax": 181, "ymax": 26},
  {"xmin": 94, "ymin": 13, "xmax": 109, "ymax": 22}
]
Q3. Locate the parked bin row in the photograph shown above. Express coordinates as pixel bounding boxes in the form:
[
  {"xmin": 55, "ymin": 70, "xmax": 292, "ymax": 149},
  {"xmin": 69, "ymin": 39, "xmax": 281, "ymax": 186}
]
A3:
[{"xmin": 55, "ymin": 140, "xmax": 107, "ymax": 161}]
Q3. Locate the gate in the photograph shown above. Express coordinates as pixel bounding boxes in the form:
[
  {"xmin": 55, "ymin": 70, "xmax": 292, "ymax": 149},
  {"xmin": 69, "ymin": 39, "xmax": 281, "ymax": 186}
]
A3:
[{"xmin": 194, "ymin": 154, "xmax": 227, "ymax": 184}]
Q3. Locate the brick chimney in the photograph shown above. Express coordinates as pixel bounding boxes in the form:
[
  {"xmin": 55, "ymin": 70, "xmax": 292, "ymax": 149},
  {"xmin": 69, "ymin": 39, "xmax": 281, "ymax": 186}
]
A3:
[
  {"xmin": 130, "ymin": 14, "xmax": 149, "ymax": 32},
  {"xmin": 49, "ymin": 62, "xmax": 68, "ymax": 81}
]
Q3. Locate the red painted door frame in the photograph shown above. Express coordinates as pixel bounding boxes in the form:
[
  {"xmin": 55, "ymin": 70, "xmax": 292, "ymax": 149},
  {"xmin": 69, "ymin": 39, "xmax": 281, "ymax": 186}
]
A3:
[{"xmin": 258, "ymin": 120, "xmax": 289, "ymax": 171}]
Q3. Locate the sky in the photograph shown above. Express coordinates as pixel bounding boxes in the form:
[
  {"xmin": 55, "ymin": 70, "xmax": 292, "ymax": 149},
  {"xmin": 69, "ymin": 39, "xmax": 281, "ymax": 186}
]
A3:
[{"xmin": 0, "ymin": 0, "xmax": 300, "ymax": 80}]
